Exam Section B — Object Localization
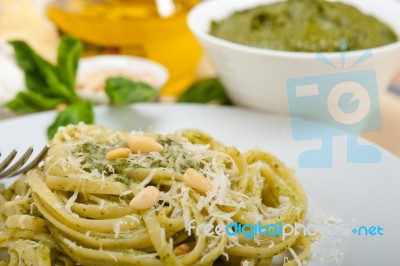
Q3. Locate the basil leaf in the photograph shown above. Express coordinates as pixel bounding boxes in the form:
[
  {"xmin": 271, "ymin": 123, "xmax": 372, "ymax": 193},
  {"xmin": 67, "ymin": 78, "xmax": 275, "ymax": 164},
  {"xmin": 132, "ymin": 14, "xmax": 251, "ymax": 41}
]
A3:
[
  {"xmin": 9, "ymin": 40, "xmax": 78, "ymax": 103},
  {"xmin": 24, "ymin": 71, "xmax": 56, "ymax": 98},
  {"xmin": 7, "ymin": 36, "xmax": 93, "ymax": 140},
  {"xmin": 57, "ymin": 36, "xmax": 82, "ymax": 92},
  {"xmin": 105, "ymin": 77, "xmax": 159, "ymax": 105},
  {"xmin": 47, "ymin": 101, "xmax": 94, "ymax": 139},
  {"xmin": 8, "ymin": 41, "xmax": 38, "ymax": 72},
  {"xmin": 177, "ymin": 78, "xmax": 232, "ymax": 105},
  {"xmin": 5, "ymin": 91, "xmax": 64, "ymax": 113}
]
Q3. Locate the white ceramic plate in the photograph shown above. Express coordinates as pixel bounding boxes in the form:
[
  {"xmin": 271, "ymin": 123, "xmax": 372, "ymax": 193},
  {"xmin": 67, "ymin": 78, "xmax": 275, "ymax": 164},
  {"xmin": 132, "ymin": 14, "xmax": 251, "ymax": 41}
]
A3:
[{"xmin": 0, "ymin": 104, "xmax": 398, "ymax": 265}]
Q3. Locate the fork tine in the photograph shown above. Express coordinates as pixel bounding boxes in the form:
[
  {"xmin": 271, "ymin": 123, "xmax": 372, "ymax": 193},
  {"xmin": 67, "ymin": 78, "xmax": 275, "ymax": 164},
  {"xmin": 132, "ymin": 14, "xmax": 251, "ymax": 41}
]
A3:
[
  {"xmin": 8, "ymin": 145, "xmax": 50, "ymax": 178},
  {"xmin": 0, "ymin": 150, "xmax": 18, "ymax": 172},
  {"xmin": 0, "ymin": 147, "xmax": 33, "ymax": 178}
]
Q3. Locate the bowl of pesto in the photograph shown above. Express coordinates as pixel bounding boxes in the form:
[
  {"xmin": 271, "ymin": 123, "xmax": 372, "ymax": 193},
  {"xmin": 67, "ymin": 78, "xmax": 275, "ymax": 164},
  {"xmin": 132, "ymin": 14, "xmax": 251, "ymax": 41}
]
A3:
[{"xmin": 188, "ymin": 0, "xmax": 400, "ymax": 115}]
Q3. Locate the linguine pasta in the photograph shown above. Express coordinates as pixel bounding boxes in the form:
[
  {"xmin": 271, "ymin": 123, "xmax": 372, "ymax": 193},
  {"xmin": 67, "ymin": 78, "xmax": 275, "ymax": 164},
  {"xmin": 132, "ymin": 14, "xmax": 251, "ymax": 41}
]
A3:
[{"xmin": 0, "ymin": 124, "xmax": 309, "ymax": 265}]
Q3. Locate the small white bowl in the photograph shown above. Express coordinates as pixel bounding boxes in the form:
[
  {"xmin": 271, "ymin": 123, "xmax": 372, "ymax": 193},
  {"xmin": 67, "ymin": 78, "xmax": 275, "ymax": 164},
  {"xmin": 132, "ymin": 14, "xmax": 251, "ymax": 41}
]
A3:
[
  {"xmin": 188, "ymin": 0, "xmax": 400, "ymax": 114},
  {"xmin": 77, "ymin": 55, "xmax": 168, "ymax": 104}
]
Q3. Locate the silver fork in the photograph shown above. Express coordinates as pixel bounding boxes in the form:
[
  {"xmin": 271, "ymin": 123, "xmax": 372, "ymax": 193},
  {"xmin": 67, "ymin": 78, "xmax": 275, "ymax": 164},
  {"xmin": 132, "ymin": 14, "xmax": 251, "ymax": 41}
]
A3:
[{"xmin": 0, "ymin": 145, "xmax": 50, "ymax": 178}]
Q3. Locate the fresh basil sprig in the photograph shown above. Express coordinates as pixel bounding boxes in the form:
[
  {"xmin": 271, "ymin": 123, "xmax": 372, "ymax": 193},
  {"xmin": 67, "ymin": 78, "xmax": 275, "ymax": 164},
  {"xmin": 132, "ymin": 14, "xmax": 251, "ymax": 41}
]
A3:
[
  {"xmin": 5, "ymin": 36, "xmax": 93, "ymax": 139},
  {"xmin": 5, "ymin": 36, "xmax": 159, "ymax": 139},
  {"xmin": 8, "ymin": 36, "xmax": 80, "ymax": 106}
]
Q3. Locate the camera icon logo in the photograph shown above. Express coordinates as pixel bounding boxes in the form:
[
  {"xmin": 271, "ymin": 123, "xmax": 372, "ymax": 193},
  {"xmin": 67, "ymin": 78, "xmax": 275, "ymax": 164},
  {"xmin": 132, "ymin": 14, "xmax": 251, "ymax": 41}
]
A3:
[{"xmin": 287, "ymin": 54, "xmax": 382, "ymax": 168}]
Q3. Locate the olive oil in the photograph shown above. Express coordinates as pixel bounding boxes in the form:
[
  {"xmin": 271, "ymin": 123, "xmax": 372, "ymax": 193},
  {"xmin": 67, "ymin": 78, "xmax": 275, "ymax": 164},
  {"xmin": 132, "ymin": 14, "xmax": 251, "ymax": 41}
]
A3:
[{"xmin": 48, "ymin": 0, "xmax": 202, "ymax": 95}]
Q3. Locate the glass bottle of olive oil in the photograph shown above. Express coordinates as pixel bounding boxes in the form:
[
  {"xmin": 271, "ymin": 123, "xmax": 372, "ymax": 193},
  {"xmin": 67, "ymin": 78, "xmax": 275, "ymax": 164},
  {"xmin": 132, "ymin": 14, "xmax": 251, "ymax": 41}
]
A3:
[{"xmin": 47, "ymin": 0, "xmax": 202, "ymax": 96}]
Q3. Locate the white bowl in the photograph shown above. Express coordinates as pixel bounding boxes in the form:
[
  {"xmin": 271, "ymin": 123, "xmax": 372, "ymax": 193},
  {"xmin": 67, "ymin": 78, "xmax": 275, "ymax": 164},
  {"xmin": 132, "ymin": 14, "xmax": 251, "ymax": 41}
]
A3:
[
  {"xmin": 188, "ymin": 0, "xmax": 400, "ymax": 114},
  {"xmin": 77, "ymin": 55, "xmax": 168, "ymax": 104}
]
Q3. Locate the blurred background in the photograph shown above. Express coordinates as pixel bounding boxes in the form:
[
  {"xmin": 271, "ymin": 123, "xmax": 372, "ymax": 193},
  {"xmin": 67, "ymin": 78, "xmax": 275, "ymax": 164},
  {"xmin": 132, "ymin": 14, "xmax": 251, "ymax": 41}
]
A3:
[
  {"xmin": 0, "ymin": 0, "xmax": 399, "ymax": 156},
  {"xmin": 0, "ymin": 0, "xmax": 215, "ymax": 100}
]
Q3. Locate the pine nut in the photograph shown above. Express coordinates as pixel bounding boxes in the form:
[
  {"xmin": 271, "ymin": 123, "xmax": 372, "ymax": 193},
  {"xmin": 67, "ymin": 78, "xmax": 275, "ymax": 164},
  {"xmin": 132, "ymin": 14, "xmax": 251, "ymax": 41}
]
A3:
[
  {"xmin": 183, "ymin": 168, "xmax": 212, "ymax": 195},
  {"xmin": 129, "ymin": 186, "xmax": 160, "ymax": 210},
  {"xmin": 126, "ymin": 135, "xmax": 164, "ymax": 154},
  {"xmin": 106, "ymin": 148, "xmax": 131, "ymax": 160},
  {"xmin": 173, "ymin": 244, "xmax": 190, "ymax": 256}
]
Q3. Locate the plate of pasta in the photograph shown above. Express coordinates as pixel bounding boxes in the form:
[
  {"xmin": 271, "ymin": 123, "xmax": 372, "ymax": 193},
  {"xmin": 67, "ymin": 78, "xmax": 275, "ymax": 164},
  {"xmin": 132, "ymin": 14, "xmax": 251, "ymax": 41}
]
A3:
[{"xmin": 0, "ymin": 103, "xmax": 399, "ymax": 266}]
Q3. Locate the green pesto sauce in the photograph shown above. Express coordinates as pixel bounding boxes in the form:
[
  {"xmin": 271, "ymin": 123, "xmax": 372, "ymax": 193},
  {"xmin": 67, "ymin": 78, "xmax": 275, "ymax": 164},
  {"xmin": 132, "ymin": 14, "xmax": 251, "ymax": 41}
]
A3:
[
  {"xmin": 77, "ymin": 138, "xmax": 200, "ymax": 185},
  {"xmin": 210, "ymin": 0, "xmax": 398, "ymax": 52}
]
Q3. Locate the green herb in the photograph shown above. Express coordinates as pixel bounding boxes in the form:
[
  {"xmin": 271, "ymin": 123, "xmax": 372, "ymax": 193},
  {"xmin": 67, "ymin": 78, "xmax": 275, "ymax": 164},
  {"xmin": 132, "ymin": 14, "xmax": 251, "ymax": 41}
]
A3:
[
  {"xmin": 6, "ymin": 91, "xmax": 64, "ymax": 113},
  {"xmin": 105, "ymin": 77, "xmax": 159, "ymax": 105},
  {"xmin": 114, "ymin": 175, "xmax": 130, "ymax": 186},
  {"xmin": 47, "ymin": 101, "xmax": 94, "ymax": 139},
  {"xmin": 6, "ymin": 36, "xmax": 160, "ymax": 140},
  {"xmin": 5, "ymin": 36, "xmax": 86, "ymax": 139},
  {"xmin": 8, "ymin": 36, "xmax": 80, "ymax": 105},
  {"xmin": 177, "ymin": 78, "xmax": 231, "ymax": 105},
  {"xmin": 56, "ymin": 36, "xmax": 82, "ymax": 91}
]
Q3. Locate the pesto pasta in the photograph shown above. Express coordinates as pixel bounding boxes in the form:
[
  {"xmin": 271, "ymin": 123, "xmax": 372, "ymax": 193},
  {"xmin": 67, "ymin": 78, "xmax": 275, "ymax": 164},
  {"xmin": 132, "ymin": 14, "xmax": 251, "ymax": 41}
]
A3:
[{"xmin": 0, "ymin": 124, "xmax": 309, "ymax": 265}]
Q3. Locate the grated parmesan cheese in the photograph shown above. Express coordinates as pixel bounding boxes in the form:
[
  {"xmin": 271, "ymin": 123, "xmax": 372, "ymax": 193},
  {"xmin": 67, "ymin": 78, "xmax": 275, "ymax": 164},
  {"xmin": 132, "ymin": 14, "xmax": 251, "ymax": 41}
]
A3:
[
  {"xmin": 98, "ymin": 200, "xmax": 106, "ymax": 210},
  {"xmin": 288, "ymin": 247, "xmax": 303, "ymax": 266},
  {"xmin": 241, "ymin": 260, "xmax": 250, "ymax": 266},
  {"xmin": 23, "ymin": 188, "xmax": 32, "ymax": 200},
  {"xmin": 113, "ymin": 222, "xmax": 121, "ymax": 239},
  {"xmin": 18, "ymin": 215, "xmax": 27, "ymax": 229},
  {"xmin": 65, "ymin": 191, "xmax": 78, "ymax": 214},
  {"xmin": 139, "ymin": 169, "xmax": 156, "ymax": 187}
]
